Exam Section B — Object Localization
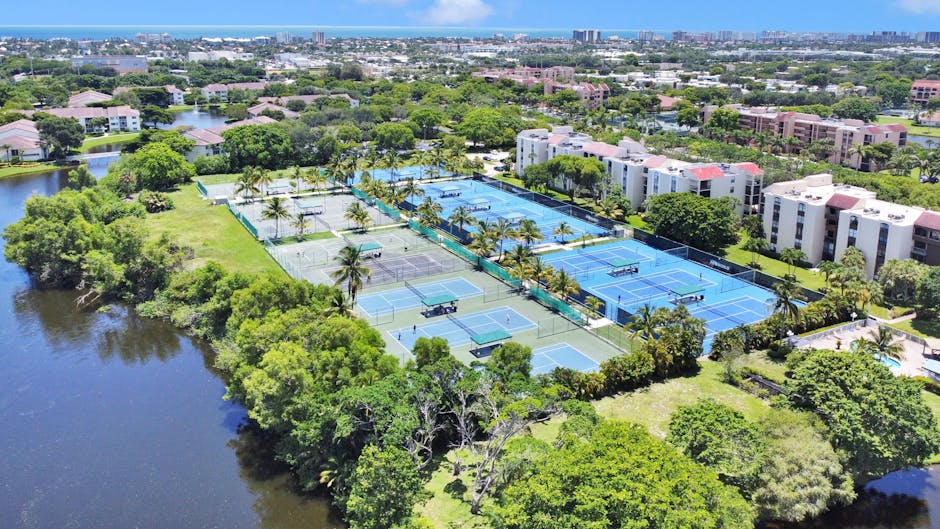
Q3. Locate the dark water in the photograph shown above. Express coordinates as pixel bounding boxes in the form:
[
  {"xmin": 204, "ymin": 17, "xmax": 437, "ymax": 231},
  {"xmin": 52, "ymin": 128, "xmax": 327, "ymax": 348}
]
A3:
[
  {"xmin": 162, "ymin": 108, "xmax": 229, "ymax": 130},
  {"xmin": 0, "ymin": 169, "xmax": 341, "ymax": 527}
]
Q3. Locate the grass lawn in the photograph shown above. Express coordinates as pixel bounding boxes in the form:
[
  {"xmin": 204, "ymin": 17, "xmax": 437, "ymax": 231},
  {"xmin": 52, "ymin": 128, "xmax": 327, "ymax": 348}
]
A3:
[
  {"xmin": 876, "ymin": 115, "xmax": 940, "ymax": 138},
  {"xmin": 80, "ymin": 132, "xmax": 140, "ymax": 152},
  {"xmin": 0, "ymin": 162, "xmax": 69, "ymax": 179},
  {"xmin": 890, "ymin": 316, "xmax": 940, "ymax": 339},
  {"xmin": 418, "ymin": 449, "xmax": 490, "ymax": 529},
  {"xmin": 626, "ymin": 214, "xmax": 647, "ymax": 229},
  {"xmin": 145, "ymin": 184, "xmax": 280, "ymax": 275},
  {"xmin": 168, "ymin": 104, "xmax": 196, "ymax": 112},
  {"xmin": 723, "ymin": 237, "xmax": 828, "ymax": 292}
]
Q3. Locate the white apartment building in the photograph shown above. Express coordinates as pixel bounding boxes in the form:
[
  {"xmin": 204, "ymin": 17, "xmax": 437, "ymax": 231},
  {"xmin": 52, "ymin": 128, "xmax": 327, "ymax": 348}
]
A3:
[
  {"xmin": 763, "ymin": 173, "xmax": 935, "ymax": 278},
  {"xmin": 517, "ymin": 126, "xmax": 764, "ymax": 214},
  {"xmin": 20, "ymin": 106, "xmax": 140, "ymax": 133},
  {"xmin": 0, "ymin": 119, "xmax": 49, "ymax": 161}
]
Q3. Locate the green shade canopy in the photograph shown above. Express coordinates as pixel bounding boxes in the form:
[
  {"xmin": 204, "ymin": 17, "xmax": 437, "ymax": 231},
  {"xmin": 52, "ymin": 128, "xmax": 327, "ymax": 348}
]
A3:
[
  {"xmin": 472, "ymin": 329, "xmax": 512, "ymax": 345},
  {"xmin": 423, "ymin": 294, "xmax": 458, "ymax": 307},
  {"xmin": 609, "ymin": 258, "xmax": 639, "ymax": 268},
  {"xmin": 356, "ymin": 242, "xmax": 382, "ymax": 252},
  {"xmin": 297, "ymin": 201, "xmax": 323, "ymax": 210},
  {"xmin": 501, "ymin": 212, "xmax": 526, "ymax": 222},
  {"xmin": 671, "ymin": 285, "xmax": 705, "ymax": 297}
]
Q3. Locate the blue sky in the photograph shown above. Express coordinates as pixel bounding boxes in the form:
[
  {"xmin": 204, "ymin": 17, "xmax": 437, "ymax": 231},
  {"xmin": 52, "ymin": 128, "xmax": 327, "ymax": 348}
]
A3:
[{"xmin": 6, "ymin": 0, "xmax": 940, "ymax": 30}]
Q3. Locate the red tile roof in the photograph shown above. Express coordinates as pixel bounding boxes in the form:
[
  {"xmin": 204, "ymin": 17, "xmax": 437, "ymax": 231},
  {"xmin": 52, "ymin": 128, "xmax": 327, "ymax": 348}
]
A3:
[
  {"xmin": 689, "ymin": 165, "xmax": 725, "ymax": 180},
  {"xmin": 656, "ymin": 94, "xmax": 680, "ymax": 109},
  {"xmin": 915, "ymin": 211, "xmax": 940, "ymax": 231},
  {"xmin": 583, "ymin": 141, "xmax": 621, "ymax": 158},
  {"xmin": 547, "ymin": 134, "xmax": 565, "ymax": 145},
  {"xmin": 826, "ymin": 193, "xmax": 862, "ymax": 210},
  {"xmin": 642, "ymin": 155, "xmax": 668, "ymax": 168},
  {"xmin": 734, "ymin": 162, "xmax": 764, "ymax": 175},
  {"xmin": 913, "ymin": 80, "xmax": 940, "ymax": 88}
]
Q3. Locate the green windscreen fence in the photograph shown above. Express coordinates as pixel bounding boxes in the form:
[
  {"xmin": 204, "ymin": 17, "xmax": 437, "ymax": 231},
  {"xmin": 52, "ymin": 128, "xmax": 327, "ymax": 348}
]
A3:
[
  {"xmin": 375, "ymin": 199, "xmax": 400, "ymax": 221},
  {"xmin": 196, "ymin": 180, "xmax": 208, "ymax": 196},
  {"xmin": 351, "ymin": 187, "xmax": 369, "ymax": 202},
  {"xmin": 530, "ymin": 286, "xmax": 584, "ymax": 324},
  {"xmin": 227, "ymin": 203, "xmax": 259, "ymax": 239},
  {"xmin": 408, "ymin": 219, "xmax": 439, "ymax": 240}
]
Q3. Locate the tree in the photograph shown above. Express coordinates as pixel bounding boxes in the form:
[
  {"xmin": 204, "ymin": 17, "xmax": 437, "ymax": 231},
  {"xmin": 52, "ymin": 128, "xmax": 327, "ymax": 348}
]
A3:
[
  {"xmin": 488, "ymin": 342, "xmax": 532, "ymax": 385},
  {"xmin": 552, "ymin": 221, "xmax": 574, "ymax": 243},
  {"xmin": 549, "ymin": 269, "xmax": 580, "ymax": 302},
  {"xmin": 409, "ymin": 107, "xmax": 444, "ymax": 139},
  {"xmin": 495, "ymin": 420, "xmax": 754, "ymax": 529},
  {"xmin": 832, "ymin": 97, "xmax": 878, "ymax": 122},
  {"xmin": 742, "ymin": 236, "xmax": 767, "ymax": 267},
  {"xmin": 36, "ymin": 115, "xmax": 84, "ymax": 158},
  {"xmin": 262, "ymin": 197, "xmax": 290, "ymax": 239},
  {"xmin": 708, "ymin": 107, "xmax": 741, "ymax": 132},
  {"xmin": 818, "ymin": 260, "xmax": 842, "ymax": 287},
  {"xmin": 752, "ymin": 409, "xmax": 855, "ymax": 523},
  {"xmin": 416, "ymin": 197, "xmax": 443, "ymax": 230},
  {"xmin": 66, "ymin": 165, "xmax": 95, "ymax": 189},
  {"xmin": 779, "ymin": 247, "xmax": 806, "ymax": 279},
  {"xmin": 234, "ymin": 168, "xmax": 260, "ymax": 200},
  {"xmin": 448, "ymin": 206, "xmax": 473, "ymax": 235},
  {"xmin": 222, "ymin": 124, "xmax": 293, "ymax": 171},
  {"xmin": 371, "ymin": 122, "xmax": 415, "ymax": 151},
  {"xmin": 644, "ymin": 193, "xmax": 738, "ymax": 253},
  {"xmin": 345, "ymin": 445, "xmax": 423, "ymax": 529},
  {"xmin": 877, "ymin": 258, "xmax": 927, "ymax": 304},
  {"xmin": 667, "ymin": 399, "xmax": 765, "ymax": 492},
  {"xmin": 852, "ymin": 325, "xmax": 904, "ymax": 361},
  {"xmin": 917, "ymin": 266, "xmax": 940, "ymax": 318},
  {"xmin": 290, "ymin": 212, "xmax": 310, "ymax": 237},
  {"xmin": 456, "ymin": 107, "xmax": 504, "ymax": 147},
  {"xmin": 676, "ymin": 106, "xmax": 701, "ymax": 129},
  {"xmin": 789, "ymin": 350, "xmax": 940, "ymax": 481},
  {"xmin": 141, "ymin": 105, "xmax": 173, "ymax": 128},
  {"xmin": 345, "ymin": 201, "xmax": 372, "ymax": 232},
  {"xmin": 624, "ymin": 304, "xmax": 664, "ymax": 341},
  {"xmin": 413, "ymin": 336, "xmax": 451, "ymax": 369},
  {"xmin": 771, "ymin": 279, "xmax": 802, "ymax": 325},
  {"xmin": 118, "ymin": 142, "xmax": 196, "ymax": 191},
  {"xmin": 515, "ymin": 219, "xmax": 541, "ymax": 247},
  {"xmin": 331, "ymin": 245, "xmax": 371, "ymax": 301}
]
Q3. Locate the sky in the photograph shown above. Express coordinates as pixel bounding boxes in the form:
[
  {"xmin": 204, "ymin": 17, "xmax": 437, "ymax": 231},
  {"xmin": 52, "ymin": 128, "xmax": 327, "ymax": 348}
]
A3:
[{"xmin": 5, "ymin": 0, "xmax": 940, "ymax": 31}]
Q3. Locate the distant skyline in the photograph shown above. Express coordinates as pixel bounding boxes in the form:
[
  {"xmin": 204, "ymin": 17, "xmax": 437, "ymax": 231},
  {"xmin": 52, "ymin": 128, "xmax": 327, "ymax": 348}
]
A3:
[{"xmin": 5, "ymin": 0, "xmax": 940, "ymax": 32}]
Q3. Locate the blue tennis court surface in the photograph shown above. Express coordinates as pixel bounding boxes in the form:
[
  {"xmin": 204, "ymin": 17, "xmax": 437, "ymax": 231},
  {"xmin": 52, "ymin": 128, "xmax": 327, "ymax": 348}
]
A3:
[
  {"xmin": 411, "ymin": 179, "xmax": 607, "ymax": 247},
  {"xmin": 531, "ymin": 343, "xmax": 599, "ymax": 375},
  {"xmin": 352, "ymin": 165, "xmax": 453, "ymax": 185},
  {"xmin": 357, "ymin": 277, "xmax": 482, "ymax": 317},
  {"xmin": 389, "ymin": 306, "xmax": 536, "ymax": 351},
  {"xmin": 541, "ymin": 239, "xmax": 785, "ymax": 354}
]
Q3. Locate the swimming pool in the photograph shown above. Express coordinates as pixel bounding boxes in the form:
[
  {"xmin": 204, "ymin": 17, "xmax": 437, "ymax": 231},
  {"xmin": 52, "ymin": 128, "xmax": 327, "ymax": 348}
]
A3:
[{"xmin": 878, "ymin": 356, "xmax": 902, "ymax": 370}]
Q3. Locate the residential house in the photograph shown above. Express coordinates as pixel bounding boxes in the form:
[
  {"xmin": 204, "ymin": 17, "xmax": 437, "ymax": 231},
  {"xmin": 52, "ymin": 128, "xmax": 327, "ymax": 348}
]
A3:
[
  {"xmin": 911, "ymin": 80, "xmax": 940, "ymax": 106},
  {"xmin": 200, "ymin": 82, "xmax": 267, "ymax": 103},
  {"xmin": 20, "ymin": 106, "xmax": 141, "ymax": 132},
  {"xmin": 113, "ymin": 85, "xmax": 186, "ymax": 106},
  {"xmin": 0, "ymin": 119, "xmax": 48, "ymax": 162},
  {"xmin": 246, "ymin": 102, "xmax": 299, "ymax": 119},
  {"xmin": 70, "ymin": 55, "xmax": 148, "ymax": 74},
  {"xmin": 67, "ymin": 90, "xmax": 112, "ymax": 107},
  {"xmin": 182, "ymin": 116, "xmax": 277, "ymax": 162}
]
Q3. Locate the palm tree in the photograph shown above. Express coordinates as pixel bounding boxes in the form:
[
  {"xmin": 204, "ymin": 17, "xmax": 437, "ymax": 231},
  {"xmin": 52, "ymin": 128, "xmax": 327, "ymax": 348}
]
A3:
[
  {"xmin": 742, "ymin": 236, "xmax": 768, "ymax": 267},
  {"xmin": 448, "ymin": 206, "xmax": 474, "ymax": 234},
  {"xmin": 290, "ymin": 212, "xmax": 310, "ymax": 237},
  {"xmin": 261, "ymin": 196, "xmax": 290, "ymax": 239},
  {"xmin": 416, "ymin": 197, "xmax": 443, "ymax": 229},
  {"xmin": 846, "ymin": 143, "xmax": 866, "ymax": 173},
  {"xmin": 491, "ymin": 218, "xmax": 517, "ymax": 260},
  {"xmin": 290, "ymin": 165, "xmax": 303, "ymax": 194},
  {"xmin": 256, "ymin": 167, "xmax": 273, "ymax": 197},
  {"xmin": 553, "ymin": 222, "xmax": 574, "ymax": 244},
  {"xmin": 331, "ymin": 245, "xmax": 371, "ymax": 302},
  {"xmin": 324, "ymin": 155, "xmax": 346, "ymax": 186},
  {"xmin": 400, "ymin": 177, "xmax": 424, "ymax": 206},
  {"xmin": 345, "ymin": 201, "xmax": 371, "ymax": 232},
  {"xmin": 528, "ymin": 256, "xmax": 553, "ymax": 287},
  {"xmin": 516, "ymin": 219, "xmax": 542, "ymax": 247},
  {"xmin": 585, "ymin": 296, "xmax": 603, "ymax": 319},
  {"xmin": 325, "ymin": 289, "xmax": 356, "ymax": 318},
  {"xmin": 234, "ymin": 170, "xmax": 260, "ymax": 201},
  {"xmin": 817, "ymin": 260, "xmax": 842, "ymax": 287},
  {"xmin": 549, "ymin": 269, "xmax": 581, "ymax": 302},
  {"xmin": 779, "ymin": 247, "xmax": 806, "ymax": 280},
  {"xmin": 770, "ymin": 280, "xmax": 802, "ymax": 325},
  {"xmin": 383, "ymin": 150, "xmax": 403, "ymax": 182},
  {"xmin": 468, "ymin": 231, "xmax": 495, "ymax": 268},
  {"xmin": 866, "ymin": 325, "xmax": 904, "ymax": 361},
  {"xmin": 304, "ymin": 168, "xmax": 328, "ymax": 195},
  {"xmin": 625, "ymin": 303, "xmax": 662, "ymax": 341},
  {"xmin": 504, "ymin": 244, "xmax": 533, "ymax": 269}
]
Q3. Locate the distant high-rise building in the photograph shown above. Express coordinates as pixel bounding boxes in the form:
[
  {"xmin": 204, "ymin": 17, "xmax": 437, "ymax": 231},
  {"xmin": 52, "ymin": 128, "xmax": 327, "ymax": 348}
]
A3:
[
  {"xmin": 512, "ymin": 33, "xmax": 529, "ymax": 41},
  {"xmin": 275, "ymin": 31, "xmax": 294, "ymax": 44},
  {"xmin": 136, "ymin": 33, "xmax": 171, "ymax": 44},
  {"xmin": 716, "ymin": 30, "xmax": 733, "ymax": 41},
  {"xmin": 636, "ymin": 30, "xmax": 654, "ymax": 42},
  {"xmin": 671, "ymin": 30, "xmax": 687, "ymax": 42},
  {"xmin": 917, "ymin": 31, "xmax": 940, "ymax": 43},
  {"xmin": 572, "ymin": 29, "xmax": 601, "ymax": 43},
  {"xmin": 311, "ymin": 31, "xmax": 326, "ymax": 45}
]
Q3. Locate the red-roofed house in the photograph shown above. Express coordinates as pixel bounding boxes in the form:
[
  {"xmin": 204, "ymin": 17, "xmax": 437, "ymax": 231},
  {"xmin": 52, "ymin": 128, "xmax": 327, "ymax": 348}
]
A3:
[
  {"xmin": 543, "ymin": 80, "xmax": 609, "ymax": 110},
  {"xmin": 182, "ymin": 116, "xmax": 278, "ymax": 162},
  {"xmin": 656, "ymin": 94, "xmax": 680, "ymax": 110},
  {"xmin": 911, "ymin": 80, "xmax": 940, "ymax": 106},
  {"xmin": 247, "ymin": 102, "xmax": 298, "ymax": 120},
  {"xmin": 68, "ymin": 90, "xmax": 112, "ymax": 108},
  {"xmin": 0, "ymin": 119, "xmax": 47, "ymax": 161}
]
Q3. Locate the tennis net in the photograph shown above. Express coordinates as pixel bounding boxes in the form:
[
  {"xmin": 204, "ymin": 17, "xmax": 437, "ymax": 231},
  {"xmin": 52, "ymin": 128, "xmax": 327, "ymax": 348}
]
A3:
[
  {"xmin": 702, "ymin": 304, "xmax": 748, "ymax": 326},
  {"xmin": 578, "ymin": 249, "xmax": 613, "ymax": 269},
  {"xmin": 370, "ymin": 257, "xmax": 399, "ymax": 283},
  {"xmin": 630, "ymin": 274, "xmax": 674, "ymax": 296},
  {"xmin": 404, "ymin": 279, "xmax": 424, "ymax": 298},
  {"xmin": 447, "ymin": 314, "xmax": 477, "ymax": 336}
]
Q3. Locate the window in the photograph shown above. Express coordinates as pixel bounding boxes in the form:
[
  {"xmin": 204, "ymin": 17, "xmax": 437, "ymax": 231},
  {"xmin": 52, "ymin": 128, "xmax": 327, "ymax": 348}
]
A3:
[{"xmin": 798, "ymin": 203, "xmax": 806, "ymax": 212}]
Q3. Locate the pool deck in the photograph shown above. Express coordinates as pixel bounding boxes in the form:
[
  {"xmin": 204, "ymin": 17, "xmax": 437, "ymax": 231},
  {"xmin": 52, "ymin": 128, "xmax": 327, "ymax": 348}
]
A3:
[{"xmin": 798, "ymin": 321, "xmax": 927, "ymax": 377}]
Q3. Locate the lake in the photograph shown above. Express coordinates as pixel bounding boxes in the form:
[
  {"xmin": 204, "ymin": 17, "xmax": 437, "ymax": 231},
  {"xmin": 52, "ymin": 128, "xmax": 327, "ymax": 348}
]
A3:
[
  {"xmin": 0, "ymin": 169, "xmax": 341, "ymax": 528},
  {"xmin": 162, "ymin": 107, "xmax": 229, "ymax": 130}
]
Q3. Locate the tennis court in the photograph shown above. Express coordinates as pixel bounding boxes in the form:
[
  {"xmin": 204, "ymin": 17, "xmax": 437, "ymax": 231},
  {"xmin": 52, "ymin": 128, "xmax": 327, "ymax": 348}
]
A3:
[
  {"xmin": 356, "ymin": 277, "xmax": 483, "ymax": 317},
  {"xmin": 531, "ymin": 343, "xmax": 599, "ymax": 375},
  {"xmin": 546, "ymin": 244, "xmax": 655, "ymax": 278},
  {"xmin": 352, "ymin": 165, "xmax": 454, "ymax": 185},
  {"xmin": 230, "ymin": 193, "xmax": 399, "ymax": 240},
  {"xmin": 689, "ymin": 296, "xmax": 770, "ymax": 334},
  {"xmin": 201, "ymin": 175, "xmax": 330, "ymax": 200},
  {"xmin": 388, "ymin": 306, "xmax": 537, "ymax": 351},
  {"xmin": 592, "ymin": 269, "xmax": 714, "ymax": 308},
  {"xmin": 411, "ymin": 179, "xmax": 607, "ymax": 247}
]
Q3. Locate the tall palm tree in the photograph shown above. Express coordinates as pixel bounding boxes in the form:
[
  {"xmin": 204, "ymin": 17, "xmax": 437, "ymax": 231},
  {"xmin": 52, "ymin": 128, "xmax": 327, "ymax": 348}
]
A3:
[
  {"xmin": 549, "ymin": 269, "xmax": 580, "ymax": 302},
  {"xmin": 331, "ymin": 245, "xmax": 371, "ymax": 302},
  {"xmin": 491, "ymin": 218, "xmax": 517, "ymax": 260},
  {"xmin": 528, "ymin": 256, "xmax": 553, "ymax": 287},
  {"xmin": 345, "ymin": 201, "xmax": 371, "ymax": 232},
  {"xmin": 504, "ymin": 244, "xmax": 533, "ymax": 269},
  {"xmin": 846, "ymin": 143, "xmax": 866, "ymax": 173},
  {"xmin": 742, "ymin": 236, "xmax": 768, "ymax": 267},
  {"xmin": 325, "ymin": 289, "xmax": 356, "ymax": 318},
  {"xmin": 290, "ymin": 212, "xmax": 310, "ymax": 237},
  {"xmin": 325, "ymin": 155, "xmax": 346, "ymax": 186},
  {"xmin": 235, "ymin": 170, "xmax": 260, "ymax": 201},
  {"xmin": 383, "ymin": 149, "xmax": 403, "ymax": 182},
  {"xmin": 400, "ymin": 177, "xmax": 424, "ymax": 206},
  {"xmin": 304, "ymin": 168, "xmax": 328, "ymax": 195},
  {"xmin": 261, "ymin": 196, "xmax": 290, "ymax": 239},
  {"xmin": 625, "ymin": 303, "xmax": 662, "ymax": 340},
  {"xmin": 468, "ymin": 231, "xmax": 495, "ymax": 268},
  {"xmin": 448, "ymin": 206, "xmax": 474, "ymax": 235},
  {"xmin": 779, "ymin": 247, "xmax": 807, "ymax": 279},
  {"xmin": 256, "ymin": 167, "xmax": 273, "ymax": 197},
  {"xmin": 516, "ymin": 219, "xmax": 542, "ymax": 247},
  {"xmin": 553, "ymin": 222, "xmax": 574, "ymax": 244},
  {"xmin": 416, "ymin": 197, "xmax": 443, "ymax": 229},
  {"xmin": 770, "ymin": 280, "xmax": 802, "ymax": 325},
  {"xmin": 866, "ymin": 325, "xmax": 904, "ymax": 361},
  {"xmin": 817, "ymin": 260, "xmax": 842, "ymax": 286}
]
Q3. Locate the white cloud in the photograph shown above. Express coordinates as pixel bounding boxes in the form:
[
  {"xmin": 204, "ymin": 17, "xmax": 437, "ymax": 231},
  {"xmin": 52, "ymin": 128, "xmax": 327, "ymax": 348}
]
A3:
[
  {"xmin": 897, "ymin": 0, "xmax": 940, "ymax": 14},
  {"xmin": 419, "ymin": 0, "xmax": 494, "ymax": 25}
]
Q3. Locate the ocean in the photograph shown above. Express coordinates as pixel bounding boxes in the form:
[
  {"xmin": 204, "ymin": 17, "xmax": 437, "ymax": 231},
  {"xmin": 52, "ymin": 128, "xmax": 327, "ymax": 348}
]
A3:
[{"xmin": 0, "ymin": 25, "xmax": 660, "ymax": 41}]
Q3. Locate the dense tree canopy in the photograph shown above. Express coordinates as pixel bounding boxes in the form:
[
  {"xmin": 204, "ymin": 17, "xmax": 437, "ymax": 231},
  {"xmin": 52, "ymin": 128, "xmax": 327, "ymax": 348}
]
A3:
[
  {"xmin": 35, "ymin": 114, "xmax": 85, "ymax": 158},
  {"xmin": 644, "ymin": 193, "xmax": 739, "ymax": 252},
  {"xmin": 222, "ymin": 124, "xmax": 293, "ymax": 171}
]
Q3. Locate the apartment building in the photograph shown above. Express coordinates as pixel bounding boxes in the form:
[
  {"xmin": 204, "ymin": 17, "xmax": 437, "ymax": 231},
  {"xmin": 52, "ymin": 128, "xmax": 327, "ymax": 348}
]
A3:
[
  {"xmin": 702, "ymin": 105, "xmax": 908, "ymax": 170},
  {"xmin": 182, "ymin": 116, "xmax": 277, "ymax": 162},
  {"xmin": 471, "ymin": 66, "xmax": 575, "ymax": 86},
  {"xmin": 572, "ymin": 29, "xmax": 601, "ymax": 43},
  {"xmin": 516, "ymin": 126, "xmax": 764, "ymax": 214},
  {"xmin": 911, "ymin": 80, "xmax": 940, "ymax": 106},
  {"xmin": 247, "ymin": 102, "xmax": 298, "ymax": 119},
  {"xmin": 200, "ymin": 82, "xmax": 267, "ymax": 103},
  {"xmin": 70, "ymin": 55, "xmax": 148, "ymax": 74},
  {"xmin": 543, "ymin": 80, "xmax": 610, "ymax": 110},
  {"xmin": 257, "ymin": 93, "xmax": 360, "ymax": 108},
  {"xmin": 113, "ymin": 85, "xmax": 186, "ymax": 106},
  {"xmin": 763, "ymin": 173, "xmax": 939, "ymax": 278},
  {"xmin": 0, "ymin": 119, "xmax": 48, "ymax": 162},
  {"xmin": 19, "ymin": 106, "xmax": 140, "ymax": 133}
]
